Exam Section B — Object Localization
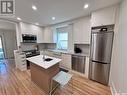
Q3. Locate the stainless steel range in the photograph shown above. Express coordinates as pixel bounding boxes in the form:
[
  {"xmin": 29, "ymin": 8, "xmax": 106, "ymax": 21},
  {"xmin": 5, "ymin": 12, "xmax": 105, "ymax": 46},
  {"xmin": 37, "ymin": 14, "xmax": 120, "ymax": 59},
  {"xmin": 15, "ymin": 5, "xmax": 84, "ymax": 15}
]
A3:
[
  {"xmin": 24, "ymin": 50, "xmax": 40, "ymax": 58},
  {"xmin": 23, "ymin": 50, "xmax": 40, "ymax": 69}
]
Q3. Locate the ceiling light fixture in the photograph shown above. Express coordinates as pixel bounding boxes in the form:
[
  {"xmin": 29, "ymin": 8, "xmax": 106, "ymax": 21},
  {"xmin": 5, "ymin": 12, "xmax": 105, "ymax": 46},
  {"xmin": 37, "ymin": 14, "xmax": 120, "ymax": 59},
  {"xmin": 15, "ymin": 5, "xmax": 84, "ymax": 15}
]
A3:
[
  {"xmin": 52, "ymin": 17, "xmax": 56, "ymax": 20},
  {"xmin": 17, "ymin": 17, "xmax": 21, "ymax": 21},
  {"xmin": 35, "ymin": 23, "xmax": 39, "ymax": 25},
  {"xmin": 32, "ymin": 5, "xmax": 37, "ymax": 10},
  {"xmin": 84, "ymin": 4, "xmax": 89, "ymax": 9}
]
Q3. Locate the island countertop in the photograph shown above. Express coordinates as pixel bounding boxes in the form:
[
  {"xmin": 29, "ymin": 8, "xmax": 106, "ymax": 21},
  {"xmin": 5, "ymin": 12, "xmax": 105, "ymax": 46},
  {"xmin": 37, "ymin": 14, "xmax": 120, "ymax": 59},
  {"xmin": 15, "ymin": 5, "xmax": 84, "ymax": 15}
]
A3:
[{"xmin": 26, "ymin": 55, "xmax": 61, "ymax": 69}]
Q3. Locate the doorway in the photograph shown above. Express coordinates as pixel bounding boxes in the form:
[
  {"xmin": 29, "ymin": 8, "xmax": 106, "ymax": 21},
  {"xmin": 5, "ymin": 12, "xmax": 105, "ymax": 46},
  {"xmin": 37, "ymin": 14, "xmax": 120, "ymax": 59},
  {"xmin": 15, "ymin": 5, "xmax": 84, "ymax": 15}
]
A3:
[{"xmin": 0, "ymin": 36, "xmax": 4, "ymax": 60}]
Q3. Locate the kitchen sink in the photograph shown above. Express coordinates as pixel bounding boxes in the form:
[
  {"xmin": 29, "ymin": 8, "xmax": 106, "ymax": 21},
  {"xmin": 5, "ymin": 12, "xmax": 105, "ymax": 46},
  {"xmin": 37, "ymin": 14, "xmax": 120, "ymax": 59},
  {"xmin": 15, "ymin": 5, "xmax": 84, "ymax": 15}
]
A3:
[{"xmin": 44, "ymin": 58, "xmax": 53, "ymax": 62}]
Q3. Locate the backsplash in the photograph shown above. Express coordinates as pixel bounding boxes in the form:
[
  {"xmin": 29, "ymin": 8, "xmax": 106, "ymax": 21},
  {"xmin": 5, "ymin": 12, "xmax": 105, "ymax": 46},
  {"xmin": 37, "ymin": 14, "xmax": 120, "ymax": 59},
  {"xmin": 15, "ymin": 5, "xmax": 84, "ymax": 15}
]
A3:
[
  {"xmin": 21, "ymin": 42, "xmax": 89, "ymax": 54},
  {"xmin": 21, "ymin": 43, "xmax": 56, "ymax": 51},
  {"xmin": 20, "ymin": 43, "xmax": 37, "ymax": 51},
  {"xmin": 74, "ymin": 44, "xmax": 90, "ymax": 54},
  {"xmin": 38, "ymin": 43, "xmax": 56, "ymax": 50}
]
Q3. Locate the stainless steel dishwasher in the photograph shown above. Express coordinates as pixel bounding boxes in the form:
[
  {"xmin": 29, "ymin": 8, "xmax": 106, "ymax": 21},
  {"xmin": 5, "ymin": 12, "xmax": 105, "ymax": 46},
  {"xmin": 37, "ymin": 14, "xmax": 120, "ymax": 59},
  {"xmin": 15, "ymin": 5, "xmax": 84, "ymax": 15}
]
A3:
[{"xmin": 72, "ymin": 55, "xmax": 86, "ymax": 74}]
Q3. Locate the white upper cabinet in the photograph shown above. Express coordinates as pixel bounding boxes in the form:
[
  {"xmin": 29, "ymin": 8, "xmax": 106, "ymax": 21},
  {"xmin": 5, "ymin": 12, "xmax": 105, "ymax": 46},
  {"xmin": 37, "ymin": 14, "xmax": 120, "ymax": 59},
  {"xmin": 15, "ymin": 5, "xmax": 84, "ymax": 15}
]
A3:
[
  {"xmin": 73, "ymin": 17, "xmax": 91, "ymax": 44},
  {"xmin": 36, "ymin": 27, "xmax": 44, "ymax": 43},
  {"xmin": 20, "ymin": 22, "xmax": 35, "ymax": 35},
  {"xmin": 91, "ymin": 5, "xmax": 118, "ymax": 27},
  {"xmin": 43, "ymin": 27, "xmax": 54, "ymax": 43},
  {"xmin": 19, "ymin": 22, "xmax": 44, "ymax": 43}
]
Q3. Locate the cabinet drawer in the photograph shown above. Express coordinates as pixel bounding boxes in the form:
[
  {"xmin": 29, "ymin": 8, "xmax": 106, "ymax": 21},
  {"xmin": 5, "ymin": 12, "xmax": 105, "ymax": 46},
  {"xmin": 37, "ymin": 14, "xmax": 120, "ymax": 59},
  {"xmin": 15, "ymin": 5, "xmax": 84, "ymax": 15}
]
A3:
[
  {"xmin": 21, "ymin": 59, "xmax": 26, "ymax": 62},
  {"xmin": 20, "ymin": 67, "xmax": 27, "ymax": 71},
  {"xmin": 20, "ymin": 61, "xmax": 26, "ymax": 67},
  {"xmin": 21, "ymin": 64, "xmax": 27, "ymax": 68},
  {"xmin": 21, "ymin": 56, "xmax": 26, "ymax": 59},
  {"xmin": 19, "ymin": 54, "xmax": 26, "ymax": 58},
  {"xmin": 21, "ymin": 62, "xmax": 26, "ymax": 66}
]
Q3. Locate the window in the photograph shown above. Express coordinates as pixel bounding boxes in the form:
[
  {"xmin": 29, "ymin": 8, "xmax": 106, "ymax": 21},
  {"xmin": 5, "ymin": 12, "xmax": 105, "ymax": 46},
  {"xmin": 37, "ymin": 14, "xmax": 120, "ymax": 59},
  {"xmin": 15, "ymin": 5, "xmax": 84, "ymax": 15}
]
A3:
[{"xmin": 56, "ymin": 27, "xmax": 68, "ymax": 50}]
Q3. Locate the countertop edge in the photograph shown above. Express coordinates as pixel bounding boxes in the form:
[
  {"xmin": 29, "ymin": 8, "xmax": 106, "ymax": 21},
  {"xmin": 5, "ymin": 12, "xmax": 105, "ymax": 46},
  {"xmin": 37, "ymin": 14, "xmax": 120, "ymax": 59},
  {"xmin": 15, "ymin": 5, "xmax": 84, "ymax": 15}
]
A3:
[{"xmin": 26, "ymin": 55, "xmax": 62, "ymax": 69}]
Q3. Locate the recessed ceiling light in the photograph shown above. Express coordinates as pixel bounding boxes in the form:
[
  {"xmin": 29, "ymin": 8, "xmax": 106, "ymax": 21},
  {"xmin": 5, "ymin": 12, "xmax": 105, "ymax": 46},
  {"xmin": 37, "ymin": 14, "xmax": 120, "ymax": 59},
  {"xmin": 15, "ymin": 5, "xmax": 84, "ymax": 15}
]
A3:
[
  {"xmin": 52, "ymin": 17, "xmax": 56, "ymax": 20},
  {"xmin": 84, "ymin": 4, "xmax": 89, "ymax": 9},
  {"xmin": 35, "ymin": 23, "xmax": 39, "ymax": 25},
  {"xmin": 32, "ymin": 5, "xmax": 37, "ymax": 10},
  {"xmin": 17, "ymin": 17, "xmax": 21, "ymax": 21}
]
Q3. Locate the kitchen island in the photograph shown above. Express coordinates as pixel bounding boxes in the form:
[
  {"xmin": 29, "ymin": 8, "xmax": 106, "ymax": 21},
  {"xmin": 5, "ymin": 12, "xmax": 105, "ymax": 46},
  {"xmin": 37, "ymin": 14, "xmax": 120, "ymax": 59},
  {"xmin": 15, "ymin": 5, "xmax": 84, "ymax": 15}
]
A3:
[{"xmin": 27, "ymin": 55, "xmax": 61, "ymax": 94}]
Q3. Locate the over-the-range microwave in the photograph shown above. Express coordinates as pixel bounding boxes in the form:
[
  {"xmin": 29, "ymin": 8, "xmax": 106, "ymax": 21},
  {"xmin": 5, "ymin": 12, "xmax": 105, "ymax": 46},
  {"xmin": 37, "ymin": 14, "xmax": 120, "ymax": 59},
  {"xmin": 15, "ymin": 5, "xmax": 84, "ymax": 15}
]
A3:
[{"xmin": 22, "ymin": 34, "xmax": 37, "ymax": 43}]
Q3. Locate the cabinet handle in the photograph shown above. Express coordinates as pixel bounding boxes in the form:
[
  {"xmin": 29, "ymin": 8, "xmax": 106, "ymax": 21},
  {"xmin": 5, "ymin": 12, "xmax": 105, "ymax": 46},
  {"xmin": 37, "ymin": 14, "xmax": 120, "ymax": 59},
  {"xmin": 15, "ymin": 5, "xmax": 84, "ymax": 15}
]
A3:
[
  {"xmin": 22, "ymin": 60, "xmax": 26, "ymax": 62},
  {"xmin": 22, "ymin": 57, "xmax": 26, "ymax": 59},
  {"xmin": 22, "ymin": 63, "xmax": 26, "ymax": 65},
  {"xmin": 19, "ymin": 53, "xmax": 25, "ymax": 55}
]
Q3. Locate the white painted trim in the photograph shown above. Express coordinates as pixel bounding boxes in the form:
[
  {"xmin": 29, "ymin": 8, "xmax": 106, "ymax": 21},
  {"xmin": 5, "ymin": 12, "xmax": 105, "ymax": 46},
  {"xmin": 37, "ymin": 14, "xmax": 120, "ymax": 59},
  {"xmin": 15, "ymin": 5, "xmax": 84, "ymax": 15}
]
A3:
[
  {"xmin": 110, "ymin": 85, "xmax": 115, "ymax": 95},
  {"xmin": 110, "ymin": 82, "xmax": 118, "ymax": 95}
]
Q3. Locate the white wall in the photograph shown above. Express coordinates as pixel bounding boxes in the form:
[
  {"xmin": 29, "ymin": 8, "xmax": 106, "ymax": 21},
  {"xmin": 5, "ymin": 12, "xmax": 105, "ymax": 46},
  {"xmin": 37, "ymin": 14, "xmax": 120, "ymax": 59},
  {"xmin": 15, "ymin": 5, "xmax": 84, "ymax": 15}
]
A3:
[{"xmin": 110, "ymin": 0, "xmax": 127, "ymax": 94}]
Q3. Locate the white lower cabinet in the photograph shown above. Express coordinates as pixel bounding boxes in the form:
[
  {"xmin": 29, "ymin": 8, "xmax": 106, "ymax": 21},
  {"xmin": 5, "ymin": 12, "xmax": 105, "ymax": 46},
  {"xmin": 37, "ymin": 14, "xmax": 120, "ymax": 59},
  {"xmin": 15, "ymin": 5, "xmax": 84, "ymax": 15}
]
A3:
[
  {"xmin": 42, "ymin": 50, "xmax": 72, "ymax": 70},
  {"xmin": 14, "ymin": 50, "xmax": 27, "ymax": 71},
  {"xmin": 60, "ymin": 54, "xmax": 71, "ymax": 70},
  {"xmin": 84, "ymin": 56, "xmax": 89, "ymax": 78}
]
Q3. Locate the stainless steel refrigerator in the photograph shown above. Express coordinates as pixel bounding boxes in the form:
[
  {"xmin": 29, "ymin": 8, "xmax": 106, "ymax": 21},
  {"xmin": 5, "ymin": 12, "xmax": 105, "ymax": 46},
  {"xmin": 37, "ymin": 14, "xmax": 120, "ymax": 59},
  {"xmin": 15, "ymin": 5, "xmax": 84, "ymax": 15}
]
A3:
[{"xmin": 89, "ymin": 25, "xmax": 114, "ymax": 85}]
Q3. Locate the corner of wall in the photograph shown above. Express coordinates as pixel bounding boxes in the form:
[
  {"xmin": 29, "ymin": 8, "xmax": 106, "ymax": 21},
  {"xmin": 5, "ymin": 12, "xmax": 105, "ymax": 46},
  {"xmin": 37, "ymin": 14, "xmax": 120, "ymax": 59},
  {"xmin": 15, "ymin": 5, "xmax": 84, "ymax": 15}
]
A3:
[{"xmin": 110, "ymin": 81, "xmax": 119, "ymax": 95}]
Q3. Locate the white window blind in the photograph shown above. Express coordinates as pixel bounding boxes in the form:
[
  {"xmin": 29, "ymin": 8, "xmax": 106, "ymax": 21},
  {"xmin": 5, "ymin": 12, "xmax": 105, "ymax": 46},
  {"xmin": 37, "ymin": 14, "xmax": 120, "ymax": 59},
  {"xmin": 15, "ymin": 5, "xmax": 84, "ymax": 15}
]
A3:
[{"xmin": 56, "ymin": 27, "xmax": 68, "ymax": 50}]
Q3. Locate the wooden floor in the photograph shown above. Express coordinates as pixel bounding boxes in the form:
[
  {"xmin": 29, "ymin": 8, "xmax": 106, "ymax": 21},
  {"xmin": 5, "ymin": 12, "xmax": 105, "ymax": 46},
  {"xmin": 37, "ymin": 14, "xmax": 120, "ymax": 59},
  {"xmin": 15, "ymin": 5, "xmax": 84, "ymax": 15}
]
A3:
[{"xmin": 0, "ymin": 59, "xmax": 111, "ymax": 95}]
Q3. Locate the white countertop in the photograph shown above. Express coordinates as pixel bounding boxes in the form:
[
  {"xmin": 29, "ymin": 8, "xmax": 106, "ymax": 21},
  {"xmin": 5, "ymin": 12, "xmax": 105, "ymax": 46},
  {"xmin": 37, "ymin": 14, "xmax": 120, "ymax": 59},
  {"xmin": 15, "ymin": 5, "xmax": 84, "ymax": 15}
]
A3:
[{"xmin": 26, "ymin": 55, "xmax": 61, "ymax": 69}]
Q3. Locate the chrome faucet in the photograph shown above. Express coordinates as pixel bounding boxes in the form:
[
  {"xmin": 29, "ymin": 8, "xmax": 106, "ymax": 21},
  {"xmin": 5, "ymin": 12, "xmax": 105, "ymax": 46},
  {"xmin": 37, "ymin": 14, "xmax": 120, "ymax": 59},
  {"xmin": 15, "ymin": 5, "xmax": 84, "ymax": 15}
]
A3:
[{"xmin": 43, "ymin": 50, "xmax": 46, "ymax": 60}]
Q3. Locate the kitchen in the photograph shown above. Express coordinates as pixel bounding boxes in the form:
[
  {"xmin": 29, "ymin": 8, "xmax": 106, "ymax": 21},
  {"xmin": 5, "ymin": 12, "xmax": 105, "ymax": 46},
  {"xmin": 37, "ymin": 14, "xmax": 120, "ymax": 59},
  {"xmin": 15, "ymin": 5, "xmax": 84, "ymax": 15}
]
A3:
[
  {"xmin": 0, "ymin": 0, "xmax": 127, "ymax": 95},
  {"xmin": 14, "ymin": 3, "xmax": 117, "ymax": 94}
]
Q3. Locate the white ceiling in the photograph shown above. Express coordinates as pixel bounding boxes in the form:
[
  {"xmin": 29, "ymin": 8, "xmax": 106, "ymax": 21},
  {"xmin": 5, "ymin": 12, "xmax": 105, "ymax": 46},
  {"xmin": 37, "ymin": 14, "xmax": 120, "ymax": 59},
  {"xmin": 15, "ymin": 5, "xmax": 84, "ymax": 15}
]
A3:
[{"xmin": 7, "ymin": 0, "xmax": 122, "ymax": 26}]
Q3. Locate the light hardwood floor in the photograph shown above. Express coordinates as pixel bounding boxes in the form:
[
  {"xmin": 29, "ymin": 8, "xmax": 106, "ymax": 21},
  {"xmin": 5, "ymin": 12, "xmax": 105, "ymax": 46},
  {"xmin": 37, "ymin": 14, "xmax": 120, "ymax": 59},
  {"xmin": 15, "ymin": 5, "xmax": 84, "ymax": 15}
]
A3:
[{"xmin": 0, "ymin": 59, "xmax": 111, "ymax": 95}]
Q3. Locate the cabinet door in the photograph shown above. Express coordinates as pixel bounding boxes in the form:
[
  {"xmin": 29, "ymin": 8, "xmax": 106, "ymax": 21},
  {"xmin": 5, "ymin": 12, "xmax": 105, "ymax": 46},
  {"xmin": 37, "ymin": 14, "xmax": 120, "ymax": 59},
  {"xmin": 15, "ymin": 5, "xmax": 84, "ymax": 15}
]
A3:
[
  {"xmin": 85, "ymin": 57, "xmax": 89, "ymax": 78},
  {"xmin": 20, "ymin": 22, "xmax": 36, "ymax": 35},
  {"xmin": 36, "ymin": 28, "xmax": 44, "ymax": 43},
  {"xmin": 73, "ymin": 17, "xmax": 91, "ymax": 44},
  {"xmin": 43, "ymin": 27, "xmax": 54, "ymax": 43},
  {"xmin": 61, "ymin": 54, "xmax": 71, "ymax": 70},
  {"xmin": 91, "ymin": 5, "xmax": 117, "ymax": 27}
]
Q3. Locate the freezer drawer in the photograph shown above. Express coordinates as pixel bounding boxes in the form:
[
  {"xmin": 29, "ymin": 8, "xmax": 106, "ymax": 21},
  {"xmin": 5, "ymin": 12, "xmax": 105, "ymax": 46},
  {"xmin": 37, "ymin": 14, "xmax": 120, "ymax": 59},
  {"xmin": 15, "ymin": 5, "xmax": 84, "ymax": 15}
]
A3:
[
  {"xmin": 89, "ymin": 62, "xmax": 110, "ymax": 85},
  {"xmin": 91, "ymin": 32, "xmax": 113, "ymax": 63}
]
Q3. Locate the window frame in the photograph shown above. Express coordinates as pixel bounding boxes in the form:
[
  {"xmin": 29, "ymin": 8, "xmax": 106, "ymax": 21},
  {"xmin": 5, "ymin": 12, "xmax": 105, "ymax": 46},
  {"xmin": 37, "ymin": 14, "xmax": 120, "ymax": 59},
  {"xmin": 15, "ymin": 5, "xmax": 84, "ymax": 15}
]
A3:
[{"xmin": 56, "ymin": 29, "xmax": 68, "ymax": 50}]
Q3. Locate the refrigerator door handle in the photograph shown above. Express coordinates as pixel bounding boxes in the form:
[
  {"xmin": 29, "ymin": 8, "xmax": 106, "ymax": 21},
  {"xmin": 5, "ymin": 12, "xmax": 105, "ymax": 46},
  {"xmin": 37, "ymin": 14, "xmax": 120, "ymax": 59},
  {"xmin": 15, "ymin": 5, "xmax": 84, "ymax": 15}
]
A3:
[
  {"xmin": 100, "ymin": 28, "xmax": 108, "ymax": 32},
  {"xmin": 92, "ymin": 60, "xmax": 109, "ymax": 64},
  {"xmin": 90, "ymin": 33, "xmax": 94, "ymax": 60}
]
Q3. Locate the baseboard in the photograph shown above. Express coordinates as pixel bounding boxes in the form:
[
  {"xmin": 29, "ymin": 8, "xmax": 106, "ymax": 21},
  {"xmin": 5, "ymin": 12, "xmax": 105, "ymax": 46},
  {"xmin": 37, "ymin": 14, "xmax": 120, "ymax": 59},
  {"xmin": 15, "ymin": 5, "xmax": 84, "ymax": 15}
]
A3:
[{"xmin": 110, "ymin": 82, "xmax": 118, "ymax": 95}]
